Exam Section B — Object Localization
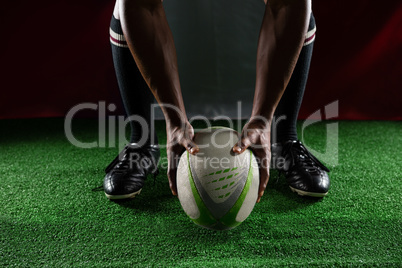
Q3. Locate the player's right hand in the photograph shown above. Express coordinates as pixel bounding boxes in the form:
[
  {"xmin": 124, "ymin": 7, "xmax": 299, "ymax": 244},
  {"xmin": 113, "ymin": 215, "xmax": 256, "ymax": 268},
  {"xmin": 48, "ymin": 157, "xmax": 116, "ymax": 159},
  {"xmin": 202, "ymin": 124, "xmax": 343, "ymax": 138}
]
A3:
[{"xmin": 166, "ymin": 121, "xmax": 199, "ymax": 196}]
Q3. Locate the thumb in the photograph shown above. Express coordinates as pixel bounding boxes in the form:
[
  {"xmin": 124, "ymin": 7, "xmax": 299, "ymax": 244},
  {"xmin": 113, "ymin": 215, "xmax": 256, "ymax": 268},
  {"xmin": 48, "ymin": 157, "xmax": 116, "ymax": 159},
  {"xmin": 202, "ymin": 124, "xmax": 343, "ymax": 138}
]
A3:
[
  {"xmin": 232, "ymin": 136, "xmax": 251, "ymax": 154},
  {"xmin": 182, "ymin": 138, "xmax": 199, "ymax": 155}
]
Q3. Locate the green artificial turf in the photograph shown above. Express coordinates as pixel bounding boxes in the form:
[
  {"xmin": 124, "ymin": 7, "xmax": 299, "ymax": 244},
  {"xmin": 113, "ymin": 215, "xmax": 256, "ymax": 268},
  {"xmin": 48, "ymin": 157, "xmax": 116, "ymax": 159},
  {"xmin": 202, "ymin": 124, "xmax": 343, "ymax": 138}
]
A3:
[{"xmin": 0, "ymin": 118, "xmax": 401, "ymax": 267}]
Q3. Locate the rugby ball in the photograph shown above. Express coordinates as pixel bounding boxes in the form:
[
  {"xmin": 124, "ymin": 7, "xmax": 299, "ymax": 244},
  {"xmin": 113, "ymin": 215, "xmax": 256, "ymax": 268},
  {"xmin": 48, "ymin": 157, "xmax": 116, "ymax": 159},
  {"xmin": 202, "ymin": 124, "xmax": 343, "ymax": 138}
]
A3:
[{"xmin": 177, "ymin": 127, "xmax": 259, "ymax": 230}]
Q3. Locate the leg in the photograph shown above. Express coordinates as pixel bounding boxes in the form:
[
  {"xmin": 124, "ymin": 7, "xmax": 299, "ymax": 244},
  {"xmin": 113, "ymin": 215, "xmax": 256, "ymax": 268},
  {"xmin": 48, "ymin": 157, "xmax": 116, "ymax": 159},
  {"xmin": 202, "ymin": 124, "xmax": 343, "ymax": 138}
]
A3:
[
  {"xmin": 235, "ymin": 1, "xmax": 329, "ymax": 199},
  {"xmin": 110, "ymin": 9, "xmax": 157, "ymax": 145},
  {"xmin": 119, "ymin": 0, "xmax": 187, "ymax": 124},
  {"xmin": 271, "ymin": 14, "xmax": 331, "ymax": 197},
  {"xmin": 273, "ymin": 14, "xmax": 316, "ymax": 143},
  {"xmin": 104, "ymin": 0, "xmax": 197, "ymax": 199},
  {"xmin": 119, "ymin": 0, "xmax": 199, "ymax": 197},
  {"xmin": 103, "ymin": 0, "xmax": 160, "ymax": 200},
  {"xmin": 234, "ymin": 0, "xmax": 312, "ymax": 202}
]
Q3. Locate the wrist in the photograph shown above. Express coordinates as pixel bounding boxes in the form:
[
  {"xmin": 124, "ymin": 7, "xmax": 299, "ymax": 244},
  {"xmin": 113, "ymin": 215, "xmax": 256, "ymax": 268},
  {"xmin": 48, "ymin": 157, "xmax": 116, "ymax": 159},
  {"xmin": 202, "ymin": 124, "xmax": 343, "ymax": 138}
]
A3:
[
  {"xmin": 159, "ymin": 103, "xmax": 188, "ymax": 129},
  {"xmin": 251, "ymin": 106, "xmax": 275, "ymax": 120},
  {"xmin": 250, "ymin": 112, "xmax": 273, "ymax": 123},
  {"xmin": 165, "ymin": 115, "xmax": 188, "ymax": 130},
  {"xmin": 247, "ymin": 115, "xmax": 272, "ymax": 130},
  {"xmin": 165, "ymin": 114, "xmax": 190, "ymax": 137}
]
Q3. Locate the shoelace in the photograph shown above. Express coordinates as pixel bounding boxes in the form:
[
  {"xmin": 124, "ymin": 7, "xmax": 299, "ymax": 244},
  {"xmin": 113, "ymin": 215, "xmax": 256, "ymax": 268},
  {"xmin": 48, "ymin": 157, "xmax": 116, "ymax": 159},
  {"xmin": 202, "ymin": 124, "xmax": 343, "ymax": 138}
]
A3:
[
  {"xmin": 105, "ymin": 145, "xmax": 158, "ymax": 173},
  {"xmin": 282, "ymin": 141, "xmax": 330, "ymax": 173},
  {"xmin": 92, "ymin": 146, "xmax": 159, "ymax": 192},
  {"xmin": 105, "ymin": 146, "xmax": 140, "ymax": 174}
]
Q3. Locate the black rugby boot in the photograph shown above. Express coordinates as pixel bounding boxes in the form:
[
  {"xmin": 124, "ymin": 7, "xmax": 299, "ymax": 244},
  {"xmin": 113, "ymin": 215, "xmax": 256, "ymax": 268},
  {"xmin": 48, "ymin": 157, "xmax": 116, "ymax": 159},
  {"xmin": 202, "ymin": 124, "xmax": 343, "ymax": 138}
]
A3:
[
  {"xmin": 272, "ymin": 140, "xmax": 330, "ymax": 197},
  {"xmin": 103, "ymin": 144, "xmax": 160, "ymax": 200}
]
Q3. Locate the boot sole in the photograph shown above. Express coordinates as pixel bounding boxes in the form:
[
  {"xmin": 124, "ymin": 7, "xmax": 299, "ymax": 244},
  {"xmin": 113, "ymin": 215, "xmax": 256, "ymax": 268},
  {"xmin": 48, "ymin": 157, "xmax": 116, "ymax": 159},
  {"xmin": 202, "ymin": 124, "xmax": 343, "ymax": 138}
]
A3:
[
  {"xmin": 105, "ymin": 188, "xmax": 142, "ymax": 200},
  {"xmin": 290, "ymin": 186, "xmax": 328, "ymax": 198}
]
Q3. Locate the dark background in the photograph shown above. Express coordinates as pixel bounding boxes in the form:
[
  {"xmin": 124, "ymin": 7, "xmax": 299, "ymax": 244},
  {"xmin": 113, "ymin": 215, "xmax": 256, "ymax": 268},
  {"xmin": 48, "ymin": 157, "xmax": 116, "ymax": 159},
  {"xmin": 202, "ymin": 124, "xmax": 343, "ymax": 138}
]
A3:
[{"xmin": 1, "ymin": 0, "xmax": 401, "ymax": 120}]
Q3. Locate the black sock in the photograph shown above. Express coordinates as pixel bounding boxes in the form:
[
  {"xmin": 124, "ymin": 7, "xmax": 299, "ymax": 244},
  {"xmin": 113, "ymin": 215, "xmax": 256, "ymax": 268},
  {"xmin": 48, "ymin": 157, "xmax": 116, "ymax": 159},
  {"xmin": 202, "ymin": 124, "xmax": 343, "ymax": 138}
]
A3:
[
  {"xmin": 272, "ymin": 14, "xmax": 316, "ymax": 143},
  {"xmin": 110, "ymin": 15, "xmax": 157, "ymax": 145}
]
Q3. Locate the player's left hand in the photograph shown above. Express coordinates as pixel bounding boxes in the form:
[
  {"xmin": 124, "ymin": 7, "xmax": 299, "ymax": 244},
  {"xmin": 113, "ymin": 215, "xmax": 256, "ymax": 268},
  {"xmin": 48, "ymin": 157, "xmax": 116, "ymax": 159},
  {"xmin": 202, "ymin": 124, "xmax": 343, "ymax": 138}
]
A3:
[{"xmin": 232, "ymin": 118, "xmax": 271, "ymax": 203}]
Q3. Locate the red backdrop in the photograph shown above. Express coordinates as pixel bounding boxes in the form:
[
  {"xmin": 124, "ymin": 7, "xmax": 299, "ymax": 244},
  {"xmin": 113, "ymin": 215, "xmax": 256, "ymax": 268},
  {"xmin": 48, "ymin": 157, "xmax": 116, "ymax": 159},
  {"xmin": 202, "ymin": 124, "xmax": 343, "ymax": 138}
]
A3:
[{"xmin": 1, "ymin": 0, "xmax": 401, "ymax": 120}]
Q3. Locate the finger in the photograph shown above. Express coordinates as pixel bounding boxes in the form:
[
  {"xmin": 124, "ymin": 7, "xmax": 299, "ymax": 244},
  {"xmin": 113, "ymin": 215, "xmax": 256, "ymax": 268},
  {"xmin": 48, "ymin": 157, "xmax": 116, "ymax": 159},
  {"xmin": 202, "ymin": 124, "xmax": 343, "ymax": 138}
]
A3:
[
  {"xmin": 167, "ymin": 151, "xmax": 179, "ymax": 196},
  {"xmin": 256, "ymin": 153, "xmax": 270, "ymax": 203},
  {"xmin": 232, "ymin": 136, "xmax": 252, "ymax": 154},
  {"xmin": 187, "ymin": 140, "xmax": 200, "ymax": 155},
  {"xmin": 257, "ymin": 171, "xmax": 269, "ymax": 203},
  {"xmin": 181, "ymin": 138, "xmax": 199, "ymax": 155},
  {"xmin": 168, "ymin": 168, "xmax": 178, "ymax": 196},
  {"xmin": 181, "ymin": 124, "xmax": 199, "ymax": 155}
]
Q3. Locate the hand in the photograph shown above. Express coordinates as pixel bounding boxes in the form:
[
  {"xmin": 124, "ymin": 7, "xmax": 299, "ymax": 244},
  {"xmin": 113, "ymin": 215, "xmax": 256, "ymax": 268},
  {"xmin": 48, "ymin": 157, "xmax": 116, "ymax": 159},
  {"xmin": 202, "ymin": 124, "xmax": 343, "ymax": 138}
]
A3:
[
  {"xmin": 166, "ymin": 121, "xmax": 199, "ymax": 196},
  {"xmin": 232, "ymin": 118, "xmax": 271, "ymax": 203}
]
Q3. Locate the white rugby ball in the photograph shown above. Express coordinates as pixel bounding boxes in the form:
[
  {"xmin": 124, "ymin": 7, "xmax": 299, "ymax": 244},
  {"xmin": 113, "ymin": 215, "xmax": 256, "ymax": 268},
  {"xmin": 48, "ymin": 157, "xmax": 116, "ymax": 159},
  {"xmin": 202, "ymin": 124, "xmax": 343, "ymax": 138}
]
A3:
[{"xmin": 177, "ymin": 127, "xmax": 259, "ymax": 230}]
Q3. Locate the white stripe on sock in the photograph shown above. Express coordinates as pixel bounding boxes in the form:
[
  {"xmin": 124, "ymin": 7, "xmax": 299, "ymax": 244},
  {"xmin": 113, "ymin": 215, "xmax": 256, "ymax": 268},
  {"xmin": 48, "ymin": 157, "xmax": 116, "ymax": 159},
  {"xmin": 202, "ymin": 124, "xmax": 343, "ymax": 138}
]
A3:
[
  {"xmin": 109, "ymin": 28, "xmax": 128, "ymax": 48},
  {"xmin": 304, "ymin": 26, "xmax": 316, "ymax": 46}
]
